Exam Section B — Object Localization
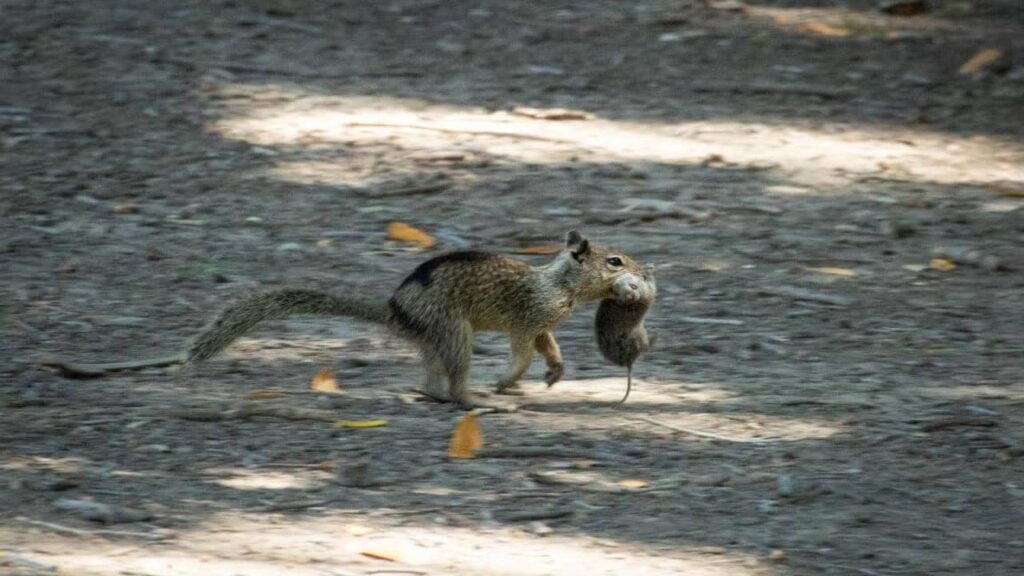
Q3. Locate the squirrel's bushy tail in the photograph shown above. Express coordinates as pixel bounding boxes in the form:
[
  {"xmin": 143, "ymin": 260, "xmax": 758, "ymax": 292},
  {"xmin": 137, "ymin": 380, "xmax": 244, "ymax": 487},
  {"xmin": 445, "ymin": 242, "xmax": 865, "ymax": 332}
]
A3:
[{"xmin": 186, "ymin": 289, "xmax": 389, "ymax": 363}]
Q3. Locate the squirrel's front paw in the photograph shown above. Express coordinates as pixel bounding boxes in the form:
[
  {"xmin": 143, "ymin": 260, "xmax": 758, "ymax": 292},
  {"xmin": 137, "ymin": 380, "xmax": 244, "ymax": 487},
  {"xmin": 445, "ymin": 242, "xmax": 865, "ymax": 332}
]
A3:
[{"xmin": 544, "ymin": 363, "xmax": 564, "ymax": 387}]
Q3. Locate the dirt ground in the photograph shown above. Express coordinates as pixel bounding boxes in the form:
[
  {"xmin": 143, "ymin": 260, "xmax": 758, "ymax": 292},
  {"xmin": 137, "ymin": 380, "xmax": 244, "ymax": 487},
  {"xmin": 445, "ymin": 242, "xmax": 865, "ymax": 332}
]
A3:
[{"xmin": 2, "ymin": 1, "xmax": 1023, "ymax": 575}]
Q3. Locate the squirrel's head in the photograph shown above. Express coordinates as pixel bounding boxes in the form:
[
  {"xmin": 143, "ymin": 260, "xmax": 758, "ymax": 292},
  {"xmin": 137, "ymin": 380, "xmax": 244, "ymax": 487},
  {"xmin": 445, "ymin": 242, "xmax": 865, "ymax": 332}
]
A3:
[{"xmin": 560, "ymin": 230, "xmax": 648, "ymax": 302}]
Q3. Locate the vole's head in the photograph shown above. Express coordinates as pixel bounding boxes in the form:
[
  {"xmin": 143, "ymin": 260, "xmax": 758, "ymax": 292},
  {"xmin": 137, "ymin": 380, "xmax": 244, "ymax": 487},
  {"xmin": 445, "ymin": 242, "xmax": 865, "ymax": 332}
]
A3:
[{"xmin": 560, "ymin": 230, "xmax": 647, "ymax": 302}]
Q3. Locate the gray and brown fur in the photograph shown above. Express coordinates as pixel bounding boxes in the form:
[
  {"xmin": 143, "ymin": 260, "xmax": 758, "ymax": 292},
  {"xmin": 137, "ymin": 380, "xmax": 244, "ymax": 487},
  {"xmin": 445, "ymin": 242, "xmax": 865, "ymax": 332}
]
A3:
[
  {"xmin": 185, "ymin": 231, "xmax": 646, "ymax": 408},
  {"xmin": 595, "ymin": 264, "xmax": 656, "ymax": 403}
]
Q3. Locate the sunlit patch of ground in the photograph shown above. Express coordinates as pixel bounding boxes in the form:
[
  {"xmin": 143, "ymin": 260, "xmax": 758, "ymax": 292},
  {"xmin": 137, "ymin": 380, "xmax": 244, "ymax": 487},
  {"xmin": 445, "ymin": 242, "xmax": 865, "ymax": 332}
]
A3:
[
  {"xmin": 1, "ymin": 512, "xmax": 766, "ymax": 576},
  {"xmin": 205, "ymin": 88, "xmax": 1024, "ymax": 190},
  {"xmin": 514, "ymin": 377, "xmax": 843, "ymax": 442},
  {"xmin": 203, "ymin": 467, "xmax": 332, "ymax": 491}
]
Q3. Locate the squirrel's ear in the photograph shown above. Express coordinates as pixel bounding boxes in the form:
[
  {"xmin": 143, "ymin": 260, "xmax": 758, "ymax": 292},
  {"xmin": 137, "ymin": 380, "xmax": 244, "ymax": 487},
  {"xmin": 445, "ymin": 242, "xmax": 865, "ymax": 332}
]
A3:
[
  {"xmin": 565, "ymin": 230, "xmax": 584, "ymax": 248},
  {"xmin": 566, "ymin": 230, "xmax": 590, "ymax": 262}
]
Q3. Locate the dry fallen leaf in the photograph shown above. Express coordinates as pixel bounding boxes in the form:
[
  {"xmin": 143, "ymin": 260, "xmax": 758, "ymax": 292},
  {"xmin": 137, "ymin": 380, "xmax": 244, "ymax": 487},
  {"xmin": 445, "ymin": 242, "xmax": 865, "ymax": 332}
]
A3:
[
  {"xmin": 807, "ymin": 267, "xmax": 858, "ymax": 277},
  {"xmin": 246, "ymin": 391, "xmax": 285, "ymax": 400},
  {"xmin": 958, "ymin": 48, "xmax": 1004, "ymax": 75},
  {"xmin": 312, "ymin": 460, "xmax": 338, "ymax": 472},
  {"xmin": 513, "ymin": 245, "xmax": 561, "ymax": 255},
  {"xmin": 311, "ymin": 368, "xmax": 341, "ymax": 394},
  {"xmin": 798, "ymin": 23, "xmax": 850, "ymax": 37},
  {"xmin": 930, "ymin": 258, "xmax": 957, "ymax": 272},
  {"xmin": 574, "ymin": 460, "xmax": 598, "ymax": 469},
  {"xmin": 512, "ymin": 106, "xmax": 593, "ymax": 121},
  {"xmin": 388, "ymin": 222, "xmax": 437, "ymax": 249},
  {"xmin": 360, "ymin": 548, "xmax": 402, "ymax": 562},
  {"xmin": 448, "ymin": 413, "xmax": 484, "ymax": 459},
  {"xmin": 113, "ymin": 203, "xmax": 139, "ymax": 214},
  {"xmin": 334, "ymin": 420, "xmax": 388, "ymax": 429},
  {"xmin": 617, "ymin": 479, "xmax": 650, "ymax": 489}
]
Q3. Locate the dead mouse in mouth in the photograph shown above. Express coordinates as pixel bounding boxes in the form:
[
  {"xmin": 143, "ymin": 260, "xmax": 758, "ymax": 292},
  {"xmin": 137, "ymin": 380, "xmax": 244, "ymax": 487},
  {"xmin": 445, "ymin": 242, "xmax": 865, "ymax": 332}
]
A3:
[{"xmin": 594, "ymin": 263, "xmax": 656, "ymax": 404}]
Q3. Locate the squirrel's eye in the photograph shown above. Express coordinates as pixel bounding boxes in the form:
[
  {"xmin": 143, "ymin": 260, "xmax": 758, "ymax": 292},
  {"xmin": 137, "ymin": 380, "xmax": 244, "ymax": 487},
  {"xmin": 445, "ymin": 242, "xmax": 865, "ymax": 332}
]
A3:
[{"xmin": 606, "ymin": 256, "xmax": 623, "ymax": 267}]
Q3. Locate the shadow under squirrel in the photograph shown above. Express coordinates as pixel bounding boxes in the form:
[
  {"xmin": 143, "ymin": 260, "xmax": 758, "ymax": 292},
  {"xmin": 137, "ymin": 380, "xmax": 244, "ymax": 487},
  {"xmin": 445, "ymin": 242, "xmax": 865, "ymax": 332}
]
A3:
[{"xmin": 185, "ymin": 230, "xmax": 648, "ymax": 409}]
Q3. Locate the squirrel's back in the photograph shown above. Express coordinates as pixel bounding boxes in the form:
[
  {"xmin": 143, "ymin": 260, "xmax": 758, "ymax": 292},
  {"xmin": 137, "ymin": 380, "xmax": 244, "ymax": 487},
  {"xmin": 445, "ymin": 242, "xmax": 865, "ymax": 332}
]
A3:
[{"xmin": 388, "ymin": 250, "xmax": 569, "ymax": 337}]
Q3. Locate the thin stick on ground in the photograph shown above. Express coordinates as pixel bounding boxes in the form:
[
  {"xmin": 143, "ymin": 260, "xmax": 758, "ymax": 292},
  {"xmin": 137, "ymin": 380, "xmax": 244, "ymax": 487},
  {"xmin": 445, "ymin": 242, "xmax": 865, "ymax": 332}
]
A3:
[
  {"xmin": 16, "ymin": 517, "xmax": 173, "ymax": 541},
  {"xmin": 42, "ymin": 355, "xmax": 185, "ymax": 378},
  {"xmin": 634, "ymin": 416, "xmax": 774, "ymax": 444}
]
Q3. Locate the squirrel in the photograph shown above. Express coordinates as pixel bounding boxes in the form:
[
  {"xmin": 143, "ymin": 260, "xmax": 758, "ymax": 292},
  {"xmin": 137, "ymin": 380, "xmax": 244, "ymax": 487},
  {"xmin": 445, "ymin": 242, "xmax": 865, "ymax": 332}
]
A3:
[
  {"xmin": 184, "ymin": 230, "xmax": 648, "ymax": 409},
  {"xmin": 595, "ymin": 263, "xmax": 656, "ymax": 404}
]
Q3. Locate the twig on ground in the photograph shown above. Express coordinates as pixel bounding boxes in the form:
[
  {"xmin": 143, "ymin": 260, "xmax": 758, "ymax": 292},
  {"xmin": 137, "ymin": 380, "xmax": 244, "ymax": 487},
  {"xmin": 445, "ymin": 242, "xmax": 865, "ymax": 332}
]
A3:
[
  {"xmin": 342, "ymin": 122, "xmax": 578, "ymax": 144},
  {"xmin": 42, "ymin": 355, "xmax": 184, "ymax": 378},
  {"xmin": 920, "ymin": 416, "xmax": 998, "ymax": 432},
  {"xmin": 172, "ymin": 404, "xmax": 337, "ymax": 422},
  {"xmin": 634, "ymin": 416, "xmax": 774, "ymax": 444},
  {"xmin": 476, "ymin": 447, "xmax": 628, "ymax": 461},
  {"xmin": 494, "ymin": 507, "xmax": 575, "ymax": 522},
  {"xmin": 690, "ymin": 81, "xmax": 852, "ymax": 99},
  {"xmin": 158, "ymin": 56, "xmax": 421, "ymax": 78},
  {"xmin": 678, "ymin": 316, "xmax": 746, "ymax": 326},
  {"xmin": 16, "ymin": 517, "xmax": 173, "ymax": 540}
]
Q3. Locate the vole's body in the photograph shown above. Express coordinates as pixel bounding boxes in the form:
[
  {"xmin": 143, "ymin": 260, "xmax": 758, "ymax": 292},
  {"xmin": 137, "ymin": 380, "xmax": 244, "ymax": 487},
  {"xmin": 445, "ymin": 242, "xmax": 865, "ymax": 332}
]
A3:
[
  {"xmin": 186, "ymin": 231, "xmax": 646, "ymax": 408},
  {"xmin": 595, "ymin": 264, "xmax": 656, "ymax": 403}
]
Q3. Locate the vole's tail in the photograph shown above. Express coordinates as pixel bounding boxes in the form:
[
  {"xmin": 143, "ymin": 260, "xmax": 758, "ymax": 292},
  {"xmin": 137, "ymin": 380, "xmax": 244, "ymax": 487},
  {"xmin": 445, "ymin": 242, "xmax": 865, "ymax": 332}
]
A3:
[{"xmin": 185, "ymin": 289, "xmax": 390, "ymax": 363}]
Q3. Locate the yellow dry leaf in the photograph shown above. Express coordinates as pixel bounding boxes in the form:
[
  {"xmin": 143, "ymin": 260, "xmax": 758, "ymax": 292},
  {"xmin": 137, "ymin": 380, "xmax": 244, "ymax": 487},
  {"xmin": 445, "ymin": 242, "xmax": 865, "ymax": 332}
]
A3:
[
  {"xmin": 574, "ymin": 460, "xmax": 597, "ymax": 469},
  {"xmin": 513, "ymin": 245, "xmax": 561, "ymax": 255},
  {"xmin": 798, "ymin": 22, "xmax": 850, "ymax": 37},
  {"xmin": 929, "ymin": 258, "xmax": 956, "ymax": 272},
  {"xmin": 512, "ymin": 106, "xmax": 593, "ymax": 120},
  {"xmin": 958, "ymin": 48, "xmax": 1004, "ymax": 75},
  {"xmin": 113, "ymin": 203, "xmax": 139, "ymax": 214},
  {"xmin": 448, "ymin": 413, "xmax": 484, "ymax": 459},
  {"xmin": 246, "ymin": 390, "xmax": 285, "ymax": 400},
  {"xmin": 388, "ymin": 222, "xmax": 437, "ymax": 249},
  {"xmin": 334, "ymin": 419, "xmax": 387, "ymax": 429},
  {"xmin": 311, "ymin": 368, "xmax": 342, "ymax": 394},
  {"xmin": 618, "ymin": 479, "xmax": 649, "ymax": 489},
  {"xmin": 360, "ymin": 548, "xmax": 402, "ymax": 562},
  {"xmin": 808, "ymin": 267, "xmax": 858, "ymax": 277}
]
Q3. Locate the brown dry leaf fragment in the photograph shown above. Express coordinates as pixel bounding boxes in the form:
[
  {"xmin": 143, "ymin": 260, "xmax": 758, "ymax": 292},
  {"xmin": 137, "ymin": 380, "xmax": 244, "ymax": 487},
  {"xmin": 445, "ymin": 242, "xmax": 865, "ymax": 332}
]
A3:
[
  {"xmin": 311, "ymin": 368, "xmax": 342, "ymax": 394},
  {"xmin": 574, "ymin": 460, "xmax": 598, "ymax": 469},
  {"xmin": 334, "ymin": 419, "xmax": 387, "ymax": 429},
  {"xmin": 985, "ymin": 180, "xmax": 1024, "ymax": 198},
  {"xmin": 387, "ymin": 222, "xmax": 438, "ymax": 249},
  {"xmin": 113, "ymin": 203, "xmax": 139, "ymax": 214},
  {"xmin": 448, "ymin": 413, "xmax": 484, "ymax": 459},
  {"xmin": 513, "ymin": 245, "xmax": 561, "ymax": 255},
  {"xmin": 807, "ymin": 267, "xmax": 858, "ymax": 277},
  {"xmin": 958, "ymin": 49, "xmax": 1005, "ymax": 75},
  {"xmin": 617, "ymin": 479, "xmax": 650, "ymax": 489},
  {"xmin": 798, "ymin": 23, "xmax": 850, "ymax": 37},
  {"xmin": 929, "ymin": 258, "xmax": 956, "ymax": 272},
  {"xmin": 360, "ymin": 548, "xmax": 402, "ymax": 562},
  {"xmin": 512, "ymin": 106, "xmax": 594, "ymax": 121},
  {"xmin": 246, "ymin": 391, "xmax": 285, "ymax": 400}
]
